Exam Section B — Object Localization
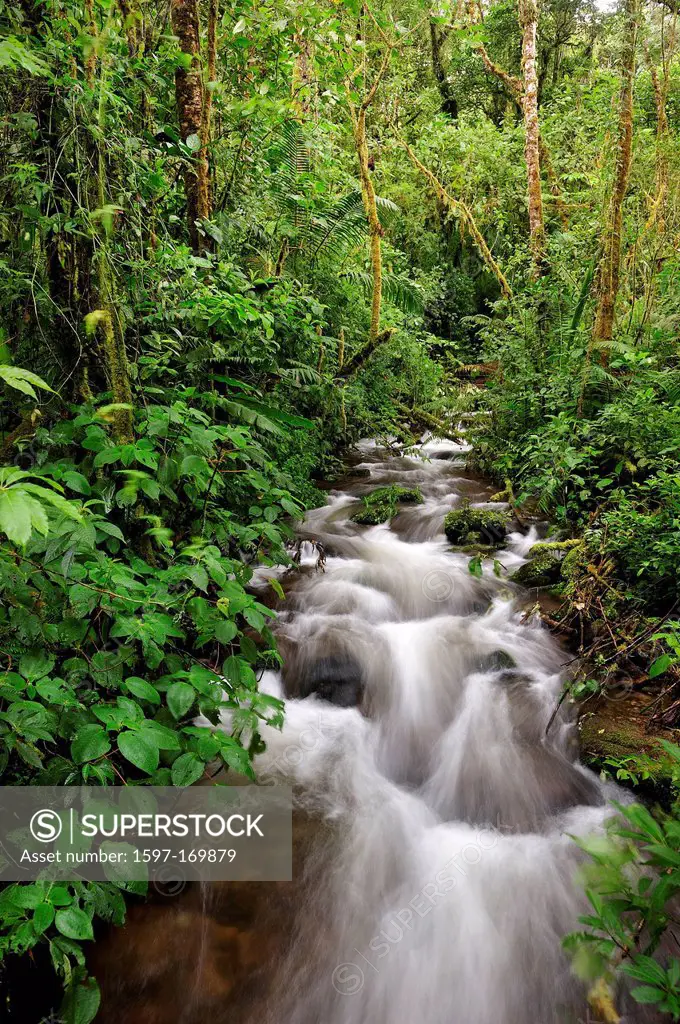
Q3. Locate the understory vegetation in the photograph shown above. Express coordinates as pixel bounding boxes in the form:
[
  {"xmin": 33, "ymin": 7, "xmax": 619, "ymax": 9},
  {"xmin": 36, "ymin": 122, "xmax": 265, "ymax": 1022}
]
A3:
[{"xmin": 1, "ymin": 0, "xmax": 680, "ymax": 1018}]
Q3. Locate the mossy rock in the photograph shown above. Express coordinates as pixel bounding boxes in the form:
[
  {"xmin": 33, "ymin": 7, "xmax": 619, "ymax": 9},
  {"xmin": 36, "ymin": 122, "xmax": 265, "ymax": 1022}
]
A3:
[
  {"xmin": 511, "ymin": 551, "xmax": 562, "ymax": 588},
  {"xmin": 351, "ymin": 485, "xmax": 423, "ymax": 525},
  {"xmin": 561, "ymin": 542, "xmax": 587, "ymax": 582},
  {"xmin": 579, "ymin": 698, "xmax": 676, "ymax": 805},
  {"xmin": 450, "ymin": 543, "xmax": 498, "ymax": 556},
  {"xmin": 443, "ymin": 502, "xmax": 510, "ymax": 546},
  {"xmin": 527, "ymin": 538, "xmax": 582, "ymax": 559}
]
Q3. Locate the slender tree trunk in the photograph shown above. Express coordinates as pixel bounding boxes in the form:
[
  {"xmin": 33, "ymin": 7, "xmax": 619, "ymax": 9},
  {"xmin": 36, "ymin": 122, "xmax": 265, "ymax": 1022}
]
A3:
[
  {"xmin": 590, "ymin": 0, "xmax": 639, "ymax": 363},
  {"xmin": 292, "ymin": 31, "xmax": 313, "ymax": 115},
  {"xmin": 171, "ymin": 0, "xmax": 209, "ymax": 251},
  {"xmin": 354, "ymin": 107, "xmax": 384, "ymax": 343},
  {"xmin": 118, "ymin": 0, "xmax": 138, "ymax": 57},
  {"xmin": 519, "ymin": 0, "xmax": 545, "ymax": 274},
  {"xmin": 469, "ymin": 2, "xmax": 569, "ymax": 244},
  {"xmin": 346, "ymin": 34, "xmax": 391, "ymax": 344},
  {"xmin": 200, "ymin": 0, "xmax": 218, "ymax": 224},
  {"xmin": 430, "ymin": 22, "xmax": 458, "ymax": 120}
]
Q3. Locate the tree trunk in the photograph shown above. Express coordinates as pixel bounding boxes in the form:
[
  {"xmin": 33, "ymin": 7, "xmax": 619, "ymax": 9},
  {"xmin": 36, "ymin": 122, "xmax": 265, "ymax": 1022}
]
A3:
[
  {"xmin": 590, "ymin": 0, "xmax": 639, "ymax": 363},
  {"xmin": 518, "ymin": 0, "xmax": 546, "ymax": 274},
  {"xmin": 354, "ymin": 107, "xmax": 384, "ymax": 343},
  {"xmin": 199, "ymin": 0, "xmax": 218, "ymax": 225},
  {"xmin": 171, "ymin": 0, "xmax": 209, "ymax": 252},
  {"xmin": 430, "ymin": 22, "xmax": 458, "ymax": 120}
]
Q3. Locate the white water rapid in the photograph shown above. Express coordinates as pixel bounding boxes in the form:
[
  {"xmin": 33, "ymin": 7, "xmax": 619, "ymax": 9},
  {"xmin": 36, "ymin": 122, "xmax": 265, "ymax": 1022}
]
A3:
[{"xmin": 232, "ymin": 437, "xmax": 643, "ymax": 1024}]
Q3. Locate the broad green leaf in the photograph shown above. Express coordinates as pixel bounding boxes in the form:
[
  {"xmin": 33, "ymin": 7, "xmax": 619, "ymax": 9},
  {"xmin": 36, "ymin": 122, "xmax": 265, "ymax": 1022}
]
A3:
[
  {"xmin": 167, "ymin": 681, "xmax": 196, "ymax": 720},
  {"xmin": 124, "ymin": 677, "xmax": 161, "ymax": 704},
  {"xmin": 117, "ymin": 730, "xmax": 159, "ymax": 774},
  {"xmin": 71, "ymin": 725, "xmax": 111, "ymax": 764},
  {"xmin": 0, "ymin": 488, "xmax": 33, "ymax": 545},
  {"xmin": 61, "ymin": 975, "xmax": 101, "ymax": 1024},
  {"xmin": 55, "ymin": 906, "xmax": 94, "ymax": 941},
  {"xmin": 171, "ymin": 752, "xmax": 205, "ymax": 787}
]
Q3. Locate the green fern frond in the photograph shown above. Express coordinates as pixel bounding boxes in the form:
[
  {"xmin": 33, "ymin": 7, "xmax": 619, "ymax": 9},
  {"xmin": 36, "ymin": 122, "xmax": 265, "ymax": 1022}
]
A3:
[{"xmin": 341, "ymin": 269, "xmax": 423, "ymax": 313}]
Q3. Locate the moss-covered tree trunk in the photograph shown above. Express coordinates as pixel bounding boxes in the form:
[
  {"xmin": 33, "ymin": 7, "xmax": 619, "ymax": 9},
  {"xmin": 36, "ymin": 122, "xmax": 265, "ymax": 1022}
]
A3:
[
  {"xmin": 171, "ymin": 0, "xmax": 209, "ymax": 252},
  {"xmin": 199, "ymin": 0, "xmax": 218, "ymax": 228},
  {"xmin": 590, "ymin": 0, "xmax": 639, "ymax": 366},
  {"xmin": 354, "ymin": 107, "xmax": 383, "ymax": 343},
  {"xmin": 429, "ymin": 22, "xmax": 458, "ymax": 120},
  {"xmin": 518, "ymin": 0, "xmax": 545, "ymax": 275}
]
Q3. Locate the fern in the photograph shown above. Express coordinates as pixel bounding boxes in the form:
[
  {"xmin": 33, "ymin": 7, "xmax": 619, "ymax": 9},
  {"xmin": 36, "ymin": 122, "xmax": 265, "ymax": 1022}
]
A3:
[
  {"xmin": 308, "ymin": 192, "xmax": 399, "ymax": 260},
  {"xmin": 341, "ymin": 270, "xmax": 424, "ymax": 314},
  {"xmin": 655, "ymin": 372, "xmax": 680, "ymax": 406}
]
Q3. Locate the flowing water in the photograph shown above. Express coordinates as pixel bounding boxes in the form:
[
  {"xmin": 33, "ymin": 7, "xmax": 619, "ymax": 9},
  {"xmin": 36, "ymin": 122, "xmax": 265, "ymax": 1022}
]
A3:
[
  {"xmin": 240, "ymin": 434, "xmax": 627, "ymax": 1024},
  {"xmin": 95, "ymin": 436, "xmax": 645, "ymax": 1024}
]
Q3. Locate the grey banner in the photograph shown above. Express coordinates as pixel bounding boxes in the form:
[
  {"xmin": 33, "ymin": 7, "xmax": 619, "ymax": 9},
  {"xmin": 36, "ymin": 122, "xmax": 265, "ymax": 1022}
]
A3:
[{"xmin": 0, "ymin": 786, "xmax": 292, "ymax": 882}]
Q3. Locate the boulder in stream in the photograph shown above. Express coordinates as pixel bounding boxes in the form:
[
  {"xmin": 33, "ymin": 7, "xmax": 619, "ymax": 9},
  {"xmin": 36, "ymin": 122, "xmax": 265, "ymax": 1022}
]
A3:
[
  {"xmin": 510, "ymin": 550, "xmax": 563, "ymax": 588},
  {"xmin": 443, "ymin": 501, "xmax": 510, "ymax": 546},
  {"xmin": 351, "ymin": 484, "xmax": 423, "ymax": 525}
]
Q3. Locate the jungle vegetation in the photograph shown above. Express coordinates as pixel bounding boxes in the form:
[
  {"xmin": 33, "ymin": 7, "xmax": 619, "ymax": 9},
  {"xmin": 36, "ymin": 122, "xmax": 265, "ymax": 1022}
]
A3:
[{"xmin": 1, "ymin": 0, "xmax": 680, "ymax": 1018}]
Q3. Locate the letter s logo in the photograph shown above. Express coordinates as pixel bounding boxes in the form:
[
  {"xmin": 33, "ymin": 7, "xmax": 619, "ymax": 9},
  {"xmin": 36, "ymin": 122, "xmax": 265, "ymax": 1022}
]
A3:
[{"xmin": 30, "ymin": 809, "xmax": 63, "ymax": 843}]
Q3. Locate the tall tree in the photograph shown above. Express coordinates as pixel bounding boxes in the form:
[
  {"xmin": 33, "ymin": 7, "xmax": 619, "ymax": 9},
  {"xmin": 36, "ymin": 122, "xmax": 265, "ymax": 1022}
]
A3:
[
  {"xmin": 429, "ymin": 21, "xmax": 458, "ymax": 119},
  {"xmin": 171, "ymin": 0, "xmax": 210, "ymax": 251},
  {"xmin": 589, "ymin": 0, "xmax": 639, "ymax": 366},
  {"xmin": 518, "ymin": 0, "xmax": 546, "ymax": 274},
  {"xmin": 345, "ymin": 24, "xmax": 393, "ymax": 345}
]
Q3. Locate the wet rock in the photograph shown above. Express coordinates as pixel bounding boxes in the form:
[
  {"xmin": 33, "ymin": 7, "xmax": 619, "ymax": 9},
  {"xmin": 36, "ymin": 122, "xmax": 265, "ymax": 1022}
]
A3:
[
  {"xmin": 510, "ymin": 551, "xmax": 562, "ymax": 588},
  {"xmin": 284, "ymin": 652, "xmax": 364, "ymax": 707},
  {"xmin": 527, "ymin": 538, "xmax": 581, "ymax": 559},
  {"xmin": 443, "ymin": 502, "xmax": 510, "ymax": 546},
  {"xmin": 351, "ymin": 485, "xmax": 423, "ymax": 525},
  {"xmin": 481, "ymin": 651, "xmax": 518, "ymax": 672}
]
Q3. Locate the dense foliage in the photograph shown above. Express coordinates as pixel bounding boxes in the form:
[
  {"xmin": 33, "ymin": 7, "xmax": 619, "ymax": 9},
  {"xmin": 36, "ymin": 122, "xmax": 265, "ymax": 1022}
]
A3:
[{"xmin": 1, "ymin": 0, "xmax": 680, "ymax": 1018}]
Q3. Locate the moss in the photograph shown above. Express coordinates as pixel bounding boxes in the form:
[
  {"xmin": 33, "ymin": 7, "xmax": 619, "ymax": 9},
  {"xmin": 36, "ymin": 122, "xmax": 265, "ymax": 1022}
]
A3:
[
  {"xmin": 451, "ymin": 543, "xmax": 497, "ymax": 556},
  {"xmin": 351, "ymin": 484, "xmax": 423, "ymax": 525},
  {"xmin": 579, "ymin": 700, "xmax": 676, "ymax": 804},
  {"xmin": 443, "ymin": 502, "xmax": 510, "ymax": 545},
  {"xmin": 511, "ymin": 551, "xmax": 562, "ymax": 588},
  {"xmin": 527, "ymin": 538, "xmax": 581, "ymax": 558},
  {"xmin": 561, "ymin": 542, "xmax": 587, "ymax": 582}
]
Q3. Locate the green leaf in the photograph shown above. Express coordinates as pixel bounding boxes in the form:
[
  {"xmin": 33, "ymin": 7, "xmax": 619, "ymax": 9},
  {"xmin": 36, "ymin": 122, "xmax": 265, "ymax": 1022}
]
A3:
[
  {"xmin": 48, "ymin": 886, "xmax": 73, "ymax": 906},
  {"xmin": 139, "ymin": 720, "xmax": 182, "ymax": 750},
  {"xmin": 61, "ymin": 975, "xmax": 101, "ymax": 1024},
  {"xmin": 468, "ymin": 555, "xmax": 483, "ymax": 578},
  {"xmin": 117, "ymin": 731, "xmax": 159, "ymax": 774},
  {"xmin": 0, "ymin": 365, "xmax": 54, "ymax": 398},
  {"xmin": 167, "ymin": 681, "xmax": 196, "ymax": 720},
  {"xmin": 171, "ymin": 752, "xmax": 206, "ymax": 787},
  {"xmin": 71, "ymin": 725, "xmax": 111, "ymax": 764},
  {"xmin": 55, "ymin": 906, "xmax": 94, "ymax": 941},
  {"xmin": 630, "ymin": 985, "xmax": 664, "ymax": 1005},
  {"xmin": 650, "ymin": 653, "xmax": 674, "ymax": 678},
  {"xmin": 124, "ymin": 677, "xmax": 161, "ymax": 704},
  {"xmin": 32, "ymin": 902, "xmax": 55, "ymax": 934},
  {"xmin": 19, "ymin": 650, "xmax": 55, "ymax": 681},
  {"xmin": 62, "ymin": 472, "xmax": 91, "ymax": 495},
  {"xmin": 0, "ymin": 488, "xmax": 33, "ymax": 545}
]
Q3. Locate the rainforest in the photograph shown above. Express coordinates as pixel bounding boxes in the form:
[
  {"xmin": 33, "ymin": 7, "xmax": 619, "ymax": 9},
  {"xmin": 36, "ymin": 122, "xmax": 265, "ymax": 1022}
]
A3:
[{"xmin": 1, "ymin": 0, "xmax": 680, "ymax": 1020}]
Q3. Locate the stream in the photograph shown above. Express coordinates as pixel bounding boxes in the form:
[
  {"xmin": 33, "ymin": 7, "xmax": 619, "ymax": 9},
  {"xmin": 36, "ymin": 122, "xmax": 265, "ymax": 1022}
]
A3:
[{"xmin": 95, "ymin": 435, "xmax": 645, "ymax": 1024}]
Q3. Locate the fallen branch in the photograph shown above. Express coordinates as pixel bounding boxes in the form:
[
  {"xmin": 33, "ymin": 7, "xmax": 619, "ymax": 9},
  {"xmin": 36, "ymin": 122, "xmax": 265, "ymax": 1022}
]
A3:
[
  {"xmin": 396, "ymin": 401, "xmax": 463, "ymax": 440},
  {"xmin": 336, "ymin": 327, "xmax": 395, "ymax": 379}
]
